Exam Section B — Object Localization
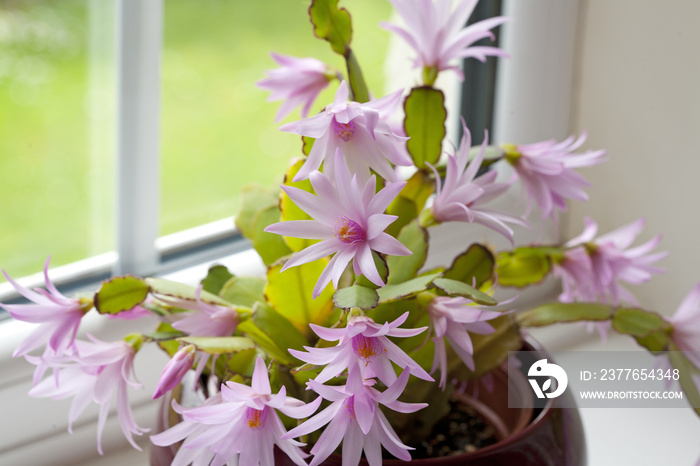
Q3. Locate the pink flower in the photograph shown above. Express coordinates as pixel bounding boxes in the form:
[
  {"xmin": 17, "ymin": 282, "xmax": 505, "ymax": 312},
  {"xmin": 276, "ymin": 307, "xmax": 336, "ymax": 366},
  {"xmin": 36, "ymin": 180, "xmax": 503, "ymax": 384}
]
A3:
[
  {"xmin": 289, "ymin": 312, "xmax": 432, "ymax": 386},
  {"xmin": 427, "ymin": 296, "xmax": 501, "ymax": 388},
  {"xmin": 504, "ymin": 132, "xmax": 606, "ymax": 218},
  {"xmin": 284, "ymin": 367, "xmax": 426, "ymax": 466},
  {"xmin": 151, "ymin": 356, "xmax": 321, "ymax": 466},
  {"xmin": 27, "ymin": 335, "xmax": 148, "ymax": 454},
  {"xmin": 165, "ymin": 286, "xmax": 239, "ymax": 338},
  {"xmin": 559, "ymin": 217, "xmax": 667, "ymax": 307},
  {"xmin": 381, "ymin": 0, "xmax": 508, "ymax": 81},
  {"xmin": 152, "ymin": 344, "xmax": 196, "ymax": 399},
  {"xmin": 257, "ymin": 52, "xmax": 334, "ymax": 122},
  {"xmin": 1, "ymin": 257, "xmax": 89, "ymax": 358},
  {"xmin": 554, "ymin": 246, "xmax": 597, "ymax": 303},
  {"xmin": 265, "ymin": 150, "xmax": 412, "ymax": 298},
  {"xmin": 279, "ymin": 81, "xmax": 411, "ymax": 183},
  {"xmin": 427, "ymin": 126, "xmax": 526, "ymax": 242},
  {"xmin": 670, "ymin": 283, "xmax": 700, "ymax": 368},
  {"xmin": 158, "ymin": 286, "xmax": 239, "ymax": 385},
  {"xmin": 651, "ymin": 285, "xmax": 700, "ymax": 399}
]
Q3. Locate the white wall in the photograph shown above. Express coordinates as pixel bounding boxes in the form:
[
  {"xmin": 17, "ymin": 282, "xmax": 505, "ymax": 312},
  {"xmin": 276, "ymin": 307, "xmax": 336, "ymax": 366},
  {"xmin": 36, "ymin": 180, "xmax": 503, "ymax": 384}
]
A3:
[{"xmin": 565, "ymin": 0, "xmax": 700, "ymax": 316}]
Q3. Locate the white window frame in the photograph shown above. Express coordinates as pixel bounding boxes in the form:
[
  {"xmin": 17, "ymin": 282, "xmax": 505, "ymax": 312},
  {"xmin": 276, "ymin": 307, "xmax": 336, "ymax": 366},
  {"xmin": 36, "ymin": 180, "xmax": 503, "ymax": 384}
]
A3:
[{"xmin": 115, "ymin": 0, "xmax": 162, "ymax": 276}]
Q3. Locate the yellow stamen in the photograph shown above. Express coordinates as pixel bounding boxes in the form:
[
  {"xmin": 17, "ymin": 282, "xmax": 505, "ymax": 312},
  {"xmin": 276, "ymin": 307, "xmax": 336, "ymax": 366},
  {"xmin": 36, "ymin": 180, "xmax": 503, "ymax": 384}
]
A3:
[{"xmin": 247, "ymin": 409, "xmax": 263, "ymax": 429}]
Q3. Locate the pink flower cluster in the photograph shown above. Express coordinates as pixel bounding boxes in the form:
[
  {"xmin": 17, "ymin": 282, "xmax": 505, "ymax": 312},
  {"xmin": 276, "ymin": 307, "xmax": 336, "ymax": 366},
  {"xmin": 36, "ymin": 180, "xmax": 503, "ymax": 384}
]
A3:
[
  {"xmin": 556, "ymin": 217, "xmax": 667, "ymax": 307},
  {"xmin": 427, "ymin": 125, "xmax": 526, "ymax": 242},
  {"xmin": 286, "ymin": 313, "xmax": 432, "ymax": 464},
  {"xmin": 285, "ymin": 367, "xmax": 425, "ymax": 466},
  {"xmin": 27, "ymin": 335, "xmax": 148, "ymax": 454},
  {"xmin": 504, "ymin": 133, "xmax": 606, "ymax": 219},
  {"xmin": 427, "ymin": 296, "xmax": 502, "ymax": 388},
  {"xmin": 257, "ymin": 52, "xmax": 334, "ymax": 122},
  {"xmin": 2, "ymin": 258, "xmax": 87, "ymax": 362},
  {"xmin": 1, "ymin": 260, "xmax": 149, "ymax": 452},
  {"xmin": 280, "ymin": 81, "xmax": 411, "ymax": 184},
  {"xmin": 265, "ymin": 149, "xmax": 411, "ymax": 298},
  {"xmin": 153, "ymin": 285, "xmax": 240, "ymax": 397},
  {"xmin": 152, "ymin": 356, "xmax": 321, "ymax": 466},
  {"xmin": 670, "ymin": 283, "xmax": 700, "ymax": 368},
  {"xmin": 381, "ymin": 0, "xmax": 509, "ymax": 81}
]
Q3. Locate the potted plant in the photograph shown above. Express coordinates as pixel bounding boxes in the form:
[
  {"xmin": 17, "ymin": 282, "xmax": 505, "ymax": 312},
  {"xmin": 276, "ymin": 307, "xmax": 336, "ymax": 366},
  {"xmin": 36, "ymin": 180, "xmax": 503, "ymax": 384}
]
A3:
[{"xmin": 3, "ymin": 0, "xmax": 699, "ymax": 465}]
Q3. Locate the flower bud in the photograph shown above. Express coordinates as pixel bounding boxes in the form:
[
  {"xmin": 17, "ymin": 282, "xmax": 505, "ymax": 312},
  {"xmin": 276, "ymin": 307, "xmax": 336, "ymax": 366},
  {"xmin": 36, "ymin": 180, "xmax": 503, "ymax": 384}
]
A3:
[{"xmin": 152, "ymin": 344, "xmax": 196, "ymax": 399}]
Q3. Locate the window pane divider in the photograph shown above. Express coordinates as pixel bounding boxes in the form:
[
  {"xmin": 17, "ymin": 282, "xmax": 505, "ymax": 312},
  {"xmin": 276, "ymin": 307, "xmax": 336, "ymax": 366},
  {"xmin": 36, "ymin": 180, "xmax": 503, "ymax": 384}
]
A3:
[{"xmin": 115, "ymin": 0, "xmax": 162, "ymax": 276}]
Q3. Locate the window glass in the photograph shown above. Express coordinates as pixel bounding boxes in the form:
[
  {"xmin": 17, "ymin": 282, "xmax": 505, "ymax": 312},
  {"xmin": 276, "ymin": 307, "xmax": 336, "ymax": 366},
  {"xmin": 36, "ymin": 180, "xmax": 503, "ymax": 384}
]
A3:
[
  {"xmin": 160, "ymin": 0, "xmax": 393, "ymax": 235},
  {"xmin": 0, "ymin": 0, "xmax": 115, "ymax": 278}
]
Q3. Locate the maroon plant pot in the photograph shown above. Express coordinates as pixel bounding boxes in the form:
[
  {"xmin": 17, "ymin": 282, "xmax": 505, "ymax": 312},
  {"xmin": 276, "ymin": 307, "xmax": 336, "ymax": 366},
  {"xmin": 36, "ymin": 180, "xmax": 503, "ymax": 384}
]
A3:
[{"xmin": 152, "ymin": 338, "xmax": 586, "ymax": 466}]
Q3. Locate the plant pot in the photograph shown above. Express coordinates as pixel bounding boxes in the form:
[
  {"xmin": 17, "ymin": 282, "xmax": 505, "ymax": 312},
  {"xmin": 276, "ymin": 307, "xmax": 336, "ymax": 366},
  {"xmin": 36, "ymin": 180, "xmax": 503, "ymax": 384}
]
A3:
[
  {"xmin": 383, "ymin": 337, "xmax": 587, "ymax": 466},
  {"xmin": 151, "ymin": 338, "xmax": 586, "ymax": 466}
]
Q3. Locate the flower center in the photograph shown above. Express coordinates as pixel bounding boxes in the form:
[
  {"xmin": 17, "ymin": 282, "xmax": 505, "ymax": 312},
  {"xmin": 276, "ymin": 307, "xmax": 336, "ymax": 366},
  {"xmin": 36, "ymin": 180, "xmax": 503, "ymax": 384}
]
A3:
[
  {"xmin": 583, "ymin": 242, "xmax": 599, "ymax": 255},
  {"xmin": 245, "ymin": 406, "xmax": 266, "ymax": 430},
  {"xmin": 332, "ymin": 117, "xmax": 356, "ymax": 142},
  {"xmin": 351, "ymin": 334, "xmax": 383, "ymax": 365},
  {"xmin": 344, "ymin": 396, "xmax": 356, "ymax": 419},
  {"xmin": 335, "ymin": 216, "xmax": 366, "ymax": 244},
  {"xmin": 500, "ymin": 143, "xmax": 522, "ymax": 165}
]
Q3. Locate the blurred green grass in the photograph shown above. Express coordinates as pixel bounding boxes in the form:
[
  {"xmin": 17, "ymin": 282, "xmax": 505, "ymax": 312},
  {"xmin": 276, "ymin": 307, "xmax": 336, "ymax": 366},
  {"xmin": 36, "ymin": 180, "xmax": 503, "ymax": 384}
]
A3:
[{"xmin": 0, "ymin": 0, "xmax": 392, "ymax": 278}]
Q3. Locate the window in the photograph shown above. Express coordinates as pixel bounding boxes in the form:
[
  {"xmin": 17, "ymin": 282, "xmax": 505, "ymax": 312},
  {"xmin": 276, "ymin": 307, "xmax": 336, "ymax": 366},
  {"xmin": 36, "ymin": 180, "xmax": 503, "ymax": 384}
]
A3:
[
  {"xmin": 0, "ymin": 0, "xmax": 115, "ymax": 282},
  {"xmin": 160, "ymin": 0, "xmax": 393, "ymax": 237},
  {"xmin": 0, "ymin": 0, "xmax": 393, "ymax": 302}
]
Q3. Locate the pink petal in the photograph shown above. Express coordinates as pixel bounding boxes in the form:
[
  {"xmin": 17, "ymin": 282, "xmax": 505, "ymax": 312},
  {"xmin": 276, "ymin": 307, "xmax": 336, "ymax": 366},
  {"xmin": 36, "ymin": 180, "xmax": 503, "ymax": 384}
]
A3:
[
  {"xmin": 280, "ymin": 185, "xmax": 335, "ymax": 225},
  {"xmin": 341, "ymin": 422, "xmax": 364, "ymax": 466},
  {"xmin": 308, "ymin": 411, "xmax": 349, "ymax": 466},
  {"xmin": 355, "ymin": 244, "xmax": 384, "ymax": 287},
  {"xmin": 282, "ymin": 240, "xmax": 341, "ymax": 271},
  {"xmin": 366, "ymin": 181, "xmax": 406, "ymax": 216},
  {"xmin": 279, "ymin": 111, "xmax": 330, "ymax": 138},
  {"xmin": 353, "ymin": 394, "xmax": 375, "ymax": 435},
  {"xmin": 277, "ymin": 396, "xmax": 322, "ymax": 419},
  {"xmin": 313, "ymin": 248, "xmax": 354, "ymax": 298},
  {"xmin": 307, "ymin": 379, "xmax": 349, "ymax": 402},
  {"xmin": 313, "ymin": 346, "xmax": 355, "ymax": 384},
  {"xmin": 375, "ymin": 411, "xmax": 413, "ymax": 460},
  {"xmin": 376, "ymin": 368, "xmax": 411, "ymax": 405},
  {"xmin": 364, "ymin": 214, "xmax": 397, "ymax": 242},
  {"xmin": 285, "ymin": 402, "xmax": 340, "ymax": 440},
  {"xmin": 362, "ymin": 422, "xmax": 383, "ymax": 466},
  {"xmin": 369, "ymin": 232, "xmax": 412, "ymax": 256},
  {"xmin": 251, "ymin": 356, "xmax": 271, "ymax": 394},
  {"xmin": 265, "ymin": 220, "xmax": 334, "ymax": 240},
  {"xmin": 382, "ymin": 399, "xmax": 428, "ymax": 414}
]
